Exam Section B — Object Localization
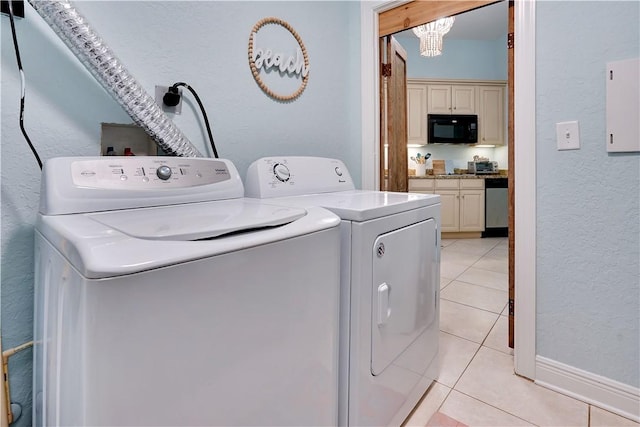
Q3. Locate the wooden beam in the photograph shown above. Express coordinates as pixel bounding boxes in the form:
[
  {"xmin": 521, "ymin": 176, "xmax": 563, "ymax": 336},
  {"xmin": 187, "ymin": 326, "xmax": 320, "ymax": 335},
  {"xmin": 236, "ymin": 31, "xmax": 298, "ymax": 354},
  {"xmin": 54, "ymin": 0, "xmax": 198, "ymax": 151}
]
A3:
[{"xmin": 379, "ymin": 0, "xmax": 500, "ymax": 37}]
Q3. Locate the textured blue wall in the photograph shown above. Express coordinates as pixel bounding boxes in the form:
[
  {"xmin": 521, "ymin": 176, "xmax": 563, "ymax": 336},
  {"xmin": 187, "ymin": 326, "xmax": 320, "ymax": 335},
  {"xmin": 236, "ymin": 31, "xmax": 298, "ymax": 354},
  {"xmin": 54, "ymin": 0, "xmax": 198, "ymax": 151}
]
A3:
[
  {"xmin": 1, "ymin": 2, "xmax": 360, "ymax": 425},
  {"xmin": 536, "ymin": 1, "xmax": 640, "ymax": 387},
  {"xmin": 397, "ymin": 35, "xmax": 507, "ymax": 81}
]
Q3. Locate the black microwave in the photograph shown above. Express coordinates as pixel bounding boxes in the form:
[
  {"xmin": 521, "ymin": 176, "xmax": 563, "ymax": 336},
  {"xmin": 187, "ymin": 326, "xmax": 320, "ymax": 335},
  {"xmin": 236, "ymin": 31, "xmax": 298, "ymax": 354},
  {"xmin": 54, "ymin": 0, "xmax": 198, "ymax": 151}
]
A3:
[{"xmin": 427, "ymin": 114, "xmax": 478, "ymax": 144}]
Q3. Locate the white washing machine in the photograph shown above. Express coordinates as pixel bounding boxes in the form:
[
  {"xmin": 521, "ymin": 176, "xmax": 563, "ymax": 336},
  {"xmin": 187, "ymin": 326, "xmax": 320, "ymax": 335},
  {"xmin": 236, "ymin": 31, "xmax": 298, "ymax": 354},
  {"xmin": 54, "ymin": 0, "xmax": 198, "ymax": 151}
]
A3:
[
  {"xmin": 245, "ymin": 156, "xmax": 441, "ymax": 427},
  {"xmin": 33, "ymin": 156, "xmax": 342, "ymax": 426}
]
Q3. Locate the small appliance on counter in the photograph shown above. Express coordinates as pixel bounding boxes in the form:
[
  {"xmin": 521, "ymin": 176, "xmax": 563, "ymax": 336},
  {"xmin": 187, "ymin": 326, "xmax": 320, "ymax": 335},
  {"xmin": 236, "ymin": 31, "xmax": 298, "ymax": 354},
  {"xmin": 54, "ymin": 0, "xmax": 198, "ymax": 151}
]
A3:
[{"xmin": 468, "ymin": 160, "xmax": 499, "ymax": 175}]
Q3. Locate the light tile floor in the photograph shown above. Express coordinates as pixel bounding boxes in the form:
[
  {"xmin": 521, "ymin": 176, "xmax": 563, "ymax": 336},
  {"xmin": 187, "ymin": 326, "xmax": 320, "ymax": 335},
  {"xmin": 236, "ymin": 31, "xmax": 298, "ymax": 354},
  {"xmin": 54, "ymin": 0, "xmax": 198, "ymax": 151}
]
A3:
[{"xmin": 404, "ymin": 238, "xmax": 639, "ymax": 427}]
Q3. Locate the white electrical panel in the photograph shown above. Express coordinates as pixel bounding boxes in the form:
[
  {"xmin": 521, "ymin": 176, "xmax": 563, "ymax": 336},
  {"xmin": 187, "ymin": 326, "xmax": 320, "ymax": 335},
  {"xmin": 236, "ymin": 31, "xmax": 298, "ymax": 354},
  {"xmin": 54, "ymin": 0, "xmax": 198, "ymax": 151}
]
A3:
[{"xmin": 606, "ymin": 58, "xmax": 640, "ymax": 152}]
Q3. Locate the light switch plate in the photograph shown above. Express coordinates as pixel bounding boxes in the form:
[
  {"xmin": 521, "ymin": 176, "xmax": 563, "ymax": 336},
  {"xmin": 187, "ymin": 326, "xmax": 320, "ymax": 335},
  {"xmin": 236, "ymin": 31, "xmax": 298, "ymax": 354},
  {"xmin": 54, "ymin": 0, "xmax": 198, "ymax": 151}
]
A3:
[{"xmin": 556, "ymin": 121, "xmax": 580, "ymax": 150}]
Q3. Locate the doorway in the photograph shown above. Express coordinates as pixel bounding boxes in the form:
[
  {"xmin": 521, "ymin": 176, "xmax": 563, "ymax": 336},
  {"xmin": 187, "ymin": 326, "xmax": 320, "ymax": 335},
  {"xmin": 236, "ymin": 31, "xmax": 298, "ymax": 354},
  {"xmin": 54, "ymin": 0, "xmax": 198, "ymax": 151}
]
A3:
[
  {"xmin": 360, "ymin": 0, "xmax": 537, "ymax": 379},
  {"xmin": 381, "ymin": 0, "xmax": 514, "ymax": 343}
]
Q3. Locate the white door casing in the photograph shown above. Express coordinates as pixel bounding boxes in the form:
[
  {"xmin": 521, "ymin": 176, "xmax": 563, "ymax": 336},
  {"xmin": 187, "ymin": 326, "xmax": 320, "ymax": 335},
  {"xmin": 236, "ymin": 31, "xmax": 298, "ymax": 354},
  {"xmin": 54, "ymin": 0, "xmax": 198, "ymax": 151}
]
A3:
[{"xmin": 360, "ymin": 0, "xmax": 537, "ymax": 379}]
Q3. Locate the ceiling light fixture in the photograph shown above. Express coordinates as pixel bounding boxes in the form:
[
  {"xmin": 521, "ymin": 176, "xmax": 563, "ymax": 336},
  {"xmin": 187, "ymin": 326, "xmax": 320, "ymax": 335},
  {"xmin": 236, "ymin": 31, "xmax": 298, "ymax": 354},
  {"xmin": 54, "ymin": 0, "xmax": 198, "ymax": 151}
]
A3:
[{"xmin": 412, "ymin": 17, "xmax": 455, "ymax": 57}]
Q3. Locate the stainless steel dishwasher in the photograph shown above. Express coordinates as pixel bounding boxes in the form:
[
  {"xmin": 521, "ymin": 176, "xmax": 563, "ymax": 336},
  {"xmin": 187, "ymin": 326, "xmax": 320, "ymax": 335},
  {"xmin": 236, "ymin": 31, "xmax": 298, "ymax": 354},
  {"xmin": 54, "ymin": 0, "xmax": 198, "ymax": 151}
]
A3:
[{"xmin": 482, "ymin": 177, "xmax": 508, "ymax": 237}]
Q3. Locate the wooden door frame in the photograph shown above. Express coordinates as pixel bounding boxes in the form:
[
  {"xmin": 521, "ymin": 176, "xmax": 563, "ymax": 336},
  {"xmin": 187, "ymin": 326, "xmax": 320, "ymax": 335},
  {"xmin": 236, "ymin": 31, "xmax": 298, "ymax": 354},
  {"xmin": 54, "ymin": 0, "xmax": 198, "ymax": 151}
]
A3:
[
  {"xmin": 380, "ymin": 35, "xmax": 409, "ymax": 192},
  {"xmin": 360, "ymin": 0, "xmax": 537, "ymax": 380}
]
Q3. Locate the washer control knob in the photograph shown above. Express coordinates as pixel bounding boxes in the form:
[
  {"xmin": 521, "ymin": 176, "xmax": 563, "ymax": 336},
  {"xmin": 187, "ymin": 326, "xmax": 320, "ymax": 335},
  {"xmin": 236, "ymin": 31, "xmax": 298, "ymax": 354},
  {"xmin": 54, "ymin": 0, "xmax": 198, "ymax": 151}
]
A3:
[
  {"xmin": 273, "ymin": 163, "xmax": 291, "ymax": 182},
  {"xmin": 335, "ymin": 167, "xmax": 343, "ymax": 177},
  {"xmin": 156, "ymin": 165, "xmax": 172, "ymax": 180}
]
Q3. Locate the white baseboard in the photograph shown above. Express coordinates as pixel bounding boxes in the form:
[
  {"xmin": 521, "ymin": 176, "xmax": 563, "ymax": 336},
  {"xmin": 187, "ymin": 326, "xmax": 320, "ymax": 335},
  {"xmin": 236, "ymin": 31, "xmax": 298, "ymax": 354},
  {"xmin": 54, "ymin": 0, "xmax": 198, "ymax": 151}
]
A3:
[{"xmin": 536, "ymin": 356, "xmax": 640, "ymax": 423}]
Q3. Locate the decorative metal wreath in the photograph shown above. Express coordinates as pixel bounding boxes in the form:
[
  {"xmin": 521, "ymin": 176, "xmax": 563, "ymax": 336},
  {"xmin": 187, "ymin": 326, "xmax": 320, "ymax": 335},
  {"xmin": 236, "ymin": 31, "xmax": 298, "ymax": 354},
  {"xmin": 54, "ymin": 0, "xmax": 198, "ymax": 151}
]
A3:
[{"xmin": 248, "ymin": 17, "xmax": 310, "ymax": 102}]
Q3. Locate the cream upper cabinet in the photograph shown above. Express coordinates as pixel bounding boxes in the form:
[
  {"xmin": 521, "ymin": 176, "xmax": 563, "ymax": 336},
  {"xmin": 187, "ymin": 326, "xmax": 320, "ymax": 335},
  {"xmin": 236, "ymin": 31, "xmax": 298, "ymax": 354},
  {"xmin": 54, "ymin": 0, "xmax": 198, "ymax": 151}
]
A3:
[
  {"xmin": 451, "ymin": 85, "xmax": 476, "ymax": 114},
  {"xmin": 427, "ymin": 85, "xmax": 451, "ymax": 114},
  {"xmin": 407, "ymin": 83, "xmax": 428, "ymax": 145},
  {"xmin": 427, "ymin": 85, "xmax": 476, "ymax": 115},
  {"xmin": 408, "ymin": 79, "xmax": 506, "ymax": 146},
  {"xmin": 478, "ymin": 85, "xmax": 505, "ymax": 145}
]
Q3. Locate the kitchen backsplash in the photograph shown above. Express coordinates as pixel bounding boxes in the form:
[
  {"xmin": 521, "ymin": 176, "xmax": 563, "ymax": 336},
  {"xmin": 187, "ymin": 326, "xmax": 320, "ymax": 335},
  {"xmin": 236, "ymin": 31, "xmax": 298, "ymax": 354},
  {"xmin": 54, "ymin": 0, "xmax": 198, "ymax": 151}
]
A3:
[{"xmin": 408, "ymin": 145, "xmax": 508, "ymax": 171}]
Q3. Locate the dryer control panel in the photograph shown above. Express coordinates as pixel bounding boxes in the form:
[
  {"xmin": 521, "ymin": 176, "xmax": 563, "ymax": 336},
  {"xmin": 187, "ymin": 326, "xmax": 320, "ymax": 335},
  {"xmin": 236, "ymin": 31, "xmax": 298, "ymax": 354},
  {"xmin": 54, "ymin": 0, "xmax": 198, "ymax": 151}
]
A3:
[
  {"xmin": 40, "ymin": 157, "xmax": 244, "ymax": 215},
  {"xmin": 245, "ymin": 156, "xmax": 355, "ymax": 198}
]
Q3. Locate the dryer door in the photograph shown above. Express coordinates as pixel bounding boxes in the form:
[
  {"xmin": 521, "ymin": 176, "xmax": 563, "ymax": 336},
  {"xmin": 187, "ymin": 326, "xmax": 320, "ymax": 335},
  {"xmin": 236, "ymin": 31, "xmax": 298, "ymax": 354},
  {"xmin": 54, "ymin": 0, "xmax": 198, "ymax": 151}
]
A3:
[{"xmin": 371, "ymin": 218, "xmax": 437, "ymax": 376}]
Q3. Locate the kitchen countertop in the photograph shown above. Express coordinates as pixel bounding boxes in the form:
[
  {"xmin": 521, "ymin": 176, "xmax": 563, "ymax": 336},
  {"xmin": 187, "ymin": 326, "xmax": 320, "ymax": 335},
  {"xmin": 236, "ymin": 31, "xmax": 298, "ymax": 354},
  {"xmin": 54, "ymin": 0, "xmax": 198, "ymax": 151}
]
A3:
[{"xmin": 409, "ymin": 174, "xmax": 506, "ymax": 179}]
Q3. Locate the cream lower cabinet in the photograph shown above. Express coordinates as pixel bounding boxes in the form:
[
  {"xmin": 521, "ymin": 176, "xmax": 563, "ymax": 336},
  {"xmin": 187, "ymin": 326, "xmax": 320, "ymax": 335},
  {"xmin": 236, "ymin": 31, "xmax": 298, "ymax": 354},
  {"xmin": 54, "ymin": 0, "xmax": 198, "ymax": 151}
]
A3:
[
  {"xmin": 409, "ymin": 179, "xmax": 485, "ymax": 233},
  {"xmin": 459, "ymin": 187, "xmax": 485, "ymax": 231},
  {"xmin": 434, "ymin": 179, "xmax": 460, "ymax": 232},
  {"xmin": 438, "ymin": 190, "xmax": 460, "ymax": 230},
  {"xmin": 408, "ymin": 178, "xmax": 434, "ymax": 194}
]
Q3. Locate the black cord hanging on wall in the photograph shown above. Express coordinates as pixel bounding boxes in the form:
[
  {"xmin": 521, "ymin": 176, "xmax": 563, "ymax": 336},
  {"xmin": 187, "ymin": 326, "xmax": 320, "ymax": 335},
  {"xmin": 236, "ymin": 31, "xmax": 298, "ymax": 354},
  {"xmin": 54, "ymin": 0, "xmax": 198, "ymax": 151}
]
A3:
[{"xmin": 163, "ymin": 82, "xmax": 219, "ymax": 159}]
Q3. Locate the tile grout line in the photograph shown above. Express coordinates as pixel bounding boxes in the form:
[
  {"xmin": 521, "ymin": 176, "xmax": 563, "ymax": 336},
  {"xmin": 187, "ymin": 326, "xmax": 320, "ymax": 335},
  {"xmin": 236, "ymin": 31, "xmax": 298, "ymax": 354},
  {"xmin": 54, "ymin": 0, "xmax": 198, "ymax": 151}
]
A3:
[
  {"xmin": 434, "ymin": 315, "xmax": 503, "ymax": 424},
  {"xmin": 449, "ymin": 277, "xmax": 508, "ymax": 293},
  {"xmin": 449, "ymin": 388, "xmax": 542, "ymax": 427},
  {"xmin": 435, "ymin": 238, "xmax": 516, "ymax": 425},
  {"xmin": 443, "ymin": 243, "xmax": 506, "ymax": 280},
  {"xmin": 431, "ymin": 382, "xmax": 455, "ymax": 424},
  {"xmin": 440, "ymin": 279, "xmax": 509, "ymax": 315},
  {"xmin": 444, "ymin": 314, "xmax": 542, "ymax": 426},
  {"xmin": 448, "ymin": 313, "xmax": 501, "ymax": 391},
  {"xmin": 444, "ymin": 239, "xmax": 540, "ymax": 425},
  {"xmin": 441, "ymin": 278, "xmax": 508, "ymax": 296},
  {"xmin": 440, "ymin": 246, "xmax": 504, "ymax": 404},
  {"xmin": 440, "ymin": 297, "xmax": 507, "ymax": 317},
  {"xmin": 464, "ymin": 264, "xmax": 509, "ymax": 275},
  {"xmin": 435, "ymin": 242, "xmax": 498, "ymax": 421}
]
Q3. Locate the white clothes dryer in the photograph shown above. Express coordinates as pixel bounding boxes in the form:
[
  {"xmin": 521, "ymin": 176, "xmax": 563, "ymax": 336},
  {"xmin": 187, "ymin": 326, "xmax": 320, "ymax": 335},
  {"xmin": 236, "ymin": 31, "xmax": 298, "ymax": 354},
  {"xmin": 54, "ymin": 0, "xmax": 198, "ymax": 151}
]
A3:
[
  {"xmin": 245, "ymin": 156, "xmax": 441, "ymax": 427},
  {"xmin": 34, "ymin": 156, "xmax": 341, "ymax": 427}
]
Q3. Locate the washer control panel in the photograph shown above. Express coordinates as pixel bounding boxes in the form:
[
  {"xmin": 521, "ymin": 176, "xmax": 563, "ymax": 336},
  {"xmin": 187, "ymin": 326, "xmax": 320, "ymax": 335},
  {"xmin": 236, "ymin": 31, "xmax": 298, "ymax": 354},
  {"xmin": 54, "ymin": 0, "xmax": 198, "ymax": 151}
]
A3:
[
  {"xmin": 40, "ymin": 157, "xmax": 244, "ymax": 215},
  {"xmin": 70, "ymin": 157, "xmax": 231, "ymax": 189},
  {"xmin": 245, "ymin": 156, "xmax": 355, "ymax": 198}
]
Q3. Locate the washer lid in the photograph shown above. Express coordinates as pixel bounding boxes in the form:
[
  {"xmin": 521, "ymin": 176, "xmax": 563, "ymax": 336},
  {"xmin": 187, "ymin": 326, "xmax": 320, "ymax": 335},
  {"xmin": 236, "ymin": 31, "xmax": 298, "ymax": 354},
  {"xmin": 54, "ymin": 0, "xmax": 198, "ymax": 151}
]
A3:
[{"xmin": 90, "ymin": 199, "xmax": 306, "ymax": 241}]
